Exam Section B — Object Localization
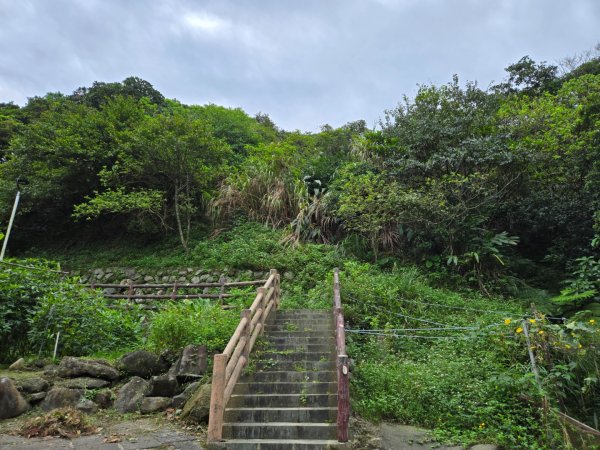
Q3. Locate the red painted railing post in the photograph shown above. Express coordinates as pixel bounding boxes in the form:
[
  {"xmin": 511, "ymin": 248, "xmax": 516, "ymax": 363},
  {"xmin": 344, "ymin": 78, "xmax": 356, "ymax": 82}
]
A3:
[
  {"xmin": 333, "ymin": 268, "xmax": 349, "ymax": 442},
  {"xmin": 337, "ymin": 354, "xmax": 350, "ymax": 442}
]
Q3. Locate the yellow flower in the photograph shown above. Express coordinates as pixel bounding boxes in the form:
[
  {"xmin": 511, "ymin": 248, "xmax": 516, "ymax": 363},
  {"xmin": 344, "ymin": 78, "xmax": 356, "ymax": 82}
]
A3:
[
  {"xmin": 590, "ymin": 319, "xmax": 596, "ymax": 324},
  {"xmin": 565, "ymin": 344, "xmax": 571, "ymax": 349},
  {"xmin": 504, "ymin": 318, "xmax": 511, "ymax": 325},
  {"xmin": 516, "ymin": 327, "xmax": 523, "ymax": 334},
  {"xmin": 578, "ymin": 344, "xmax": 583, "ymax": 349},
  {"xmin": 479, "ymin": 422, "xmax": 486, "ymax": 429},
  {"xmin": 529, "ymin": 319, "xmax": 536, "ymax": 324},
  {"xmin": 538, "ymin": 330, "xmax": 544, "ymax": 335}
]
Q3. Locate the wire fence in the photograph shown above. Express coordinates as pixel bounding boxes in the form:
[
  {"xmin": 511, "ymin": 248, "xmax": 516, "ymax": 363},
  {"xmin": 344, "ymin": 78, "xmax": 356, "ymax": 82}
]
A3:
[{"xmin": 341, "ymin": 291, "xmax": 560, "ymax": 341}]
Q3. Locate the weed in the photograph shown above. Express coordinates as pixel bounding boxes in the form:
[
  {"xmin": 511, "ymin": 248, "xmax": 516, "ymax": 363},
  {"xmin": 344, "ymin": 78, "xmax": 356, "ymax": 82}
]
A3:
[
  {"xmin": 284, "ymin": 323, "xmax": 299, "ymax": 332},
  {"xmin": 293, "ymin": 363, "xmax": 305, "ymax": 372}
]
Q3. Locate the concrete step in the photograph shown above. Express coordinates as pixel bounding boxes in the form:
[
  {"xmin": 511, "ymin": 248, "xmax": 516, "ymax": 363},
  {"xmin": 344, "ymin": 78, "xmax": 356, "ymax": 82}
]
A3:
[
  {"xmin": 233, "ymin": 382, "xmax": 337, "ymax": 395},
  {"xmin": 255, "ymin": 360, "xmax": 336, "ymax": 371},
  {"xmin": 265, "ymin": 331, "xmax": 334, "ymax": 339},
  {"xmin": 265, "ymin": 343, "xmax": 334, "ymax": 352},
  {"xmin": 267, "ymin": 329, "xmax": 334, "ymax": 335},
  {"xmin": 271, "ymin": 317, "xmax": 332, "ymax": 324},
  {"xmin": 222, "ymin": 422, "xmax": 337, "ymax": 440},
  {"xmin": 255, "ymin": 352, "xmax": 335, "ymax": 362},
  {"xmin": 242, "ymin": 370, "xmax": 336, "ymax": 383},
  {"xmin": 275, "ymin": 310, "xmax": 330, "ymax": 316},
  {"xmin": 265, "ymin": 320, "xmax": 334, "ymax": 331},
  {"xmin": 224, "ymin": 407, "xmax": 337, "ymax": 423},
  {"xmin": 207, "ymin": 439, "xmax": 346, "ymax": 449},
  {"xmin": 228, "ymin": 393, "xmax": 337, "ymax": 408},
  {"xmin": 267, "ymin": 336, "xmax": 335, "ymax": 345}
]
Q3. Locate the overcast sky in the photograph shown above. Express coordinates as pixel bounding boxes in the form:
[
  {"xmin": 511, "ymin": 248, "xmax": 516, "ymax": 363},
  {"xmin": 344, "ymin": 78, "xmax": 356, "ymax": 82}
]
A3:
[{"xmin": 0, "ymin": 0, "xmax": 598, "ymax": 131}]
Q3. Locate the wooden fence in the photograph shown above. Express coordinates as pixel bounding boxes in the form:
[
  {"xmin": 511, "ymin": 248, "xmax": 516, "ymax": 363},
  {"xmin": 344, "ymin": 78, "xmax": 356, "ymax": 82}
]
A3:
[
  {"xmin": 86, "ymin": 278, "xmax": 266, "ymax": 305},
  {"xmin": 333, "ymin": 268, "xmax": 350, "ymax": 442},
  {"xmin": 207, "ymin": 269, "xmax": 281, "ymax": 442}
]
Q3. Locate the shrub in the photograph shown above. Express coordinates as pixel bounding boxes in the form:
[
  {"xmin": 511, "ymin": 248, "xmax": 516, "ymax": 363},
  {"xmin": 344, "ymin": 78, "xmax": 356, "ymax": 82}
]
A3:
[
  {"xmin": 28, "ymin": 284, "xmax": 141, "ymax": 357},
  {"xmin": 147, "ymin": 301, "xmax": 239, "ymax": 353},
  {"xmin": 0, "ymin": 259, "xmax": 58, "ymax": 362},
  {"xmin": 0, "ymin": 258, "xmax": 141, "ymax": 362}
]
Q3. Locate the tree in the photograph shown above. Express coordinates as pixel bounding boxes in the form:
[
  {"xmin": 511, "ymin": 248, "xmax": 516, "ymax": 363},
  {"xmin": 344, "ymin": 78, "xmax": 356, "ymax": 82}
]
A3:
[
  {"xmin": 494, "ymin": 56, "xmax": 559, "ymax": 95},
  {"xmin": 75, "ymin": 109, "xmax": 231, "ymax": 252},
  {"xmin": 71, "ymin": 76, "xmax": 165, "ymax": 108}
]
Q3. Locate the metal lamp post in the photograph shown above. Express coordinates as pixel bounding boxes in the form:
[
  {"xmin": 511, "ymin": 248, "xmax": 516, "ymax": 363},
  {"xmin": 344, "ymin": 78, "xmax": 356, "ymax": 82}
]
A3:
[{"xmin": 0, "ymin": 177, "xmax": 29, "ymax": 261}]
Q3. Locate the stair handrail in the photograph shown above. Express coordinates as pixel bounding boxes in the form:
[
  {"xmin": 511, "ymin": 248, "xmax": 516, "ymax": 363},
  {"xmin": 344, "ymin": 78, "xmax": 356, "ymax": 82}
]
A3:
[
  {"xmin": 333, "ymin": 268, "xmax": 350, "ymax": 442},
  {"xmin": 207, "ymin": 268, "xmax": 281, "ymax": 442}
]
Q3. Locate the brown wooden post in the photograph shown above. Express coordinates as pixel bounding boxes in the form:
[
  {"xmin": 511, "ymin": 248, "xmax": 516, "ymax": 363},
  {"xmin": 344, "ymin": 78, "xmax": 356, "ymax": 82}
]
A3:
[
  {"xmin": 207, "ymin": 353, "xmax": 227, "ymax": 442},
  {"xmin": 276, "ymin": 271, "xmax": 281, "ymax": 307},
  {"xmin": 337, "ymin": 354, "xmax": 350, "ymax": 442},
  {"xmin": 257, "ymin": 287, "xmax": 267, "ymax": 334},
  {"xmin": 127, "ymin": 279, "xmax": 134, "ymax": 302},
  {"xmin": 269, "ymin": 269, "xmax": 280, "ymax": 308},
  {"xmin": 241, "ymin": 309, "xmax": 252, "ymax": 358},
  {"xmin": 171, "ymin": 281, "xmax": 178, "ymax": 301}
]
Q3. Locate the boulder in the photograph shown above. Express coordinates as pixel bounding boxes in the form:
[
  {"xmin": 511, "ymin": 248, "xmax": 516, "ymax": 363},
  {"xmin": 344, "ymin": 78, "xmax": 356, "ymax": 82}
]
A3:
[
  {"xmin": 140, "ymin": 397, "xmax": 172, "ymax": 414},
  {"xmin": 27, "ymin": 392, "xmax": 47, "ymax": 403},
  {"xmin": 18, "ymin": 377, "xmax": 50, "ymax": 394},
  {"xmin": 60, "ymin": 377, "xmax": 110, "ymax": 389},
  {"xmin": 173, "ymin": 345, "xmax": 207, "ymax": 380},
  {"xmin": 172, "ymin": 381, "xmax": 202, "ymax": 409},
  {"xmin": 93, "ymin": 388, "xmax": 114, "ymax": 409},
  {"xmin": 76, "ymin": 398, "xmax": 98, "ymax": 414},
  {"xmin": 57, "ymin": 357, "xmax": 119, "ymax": 380},
  {"xmin": 181, "ymin": 383, "xmax": 211, "ymax": 423},
  {"xmin": 93, "ymin": 268, "xmax": 105, "ymax": 279},
  {"xmin": 120, "ymin": 350, "xmax": 165, "ymax": 378},
  {"xmin": 8, "ymin": 358, "xmax": 26, "ymax": 371},
  {"xmin": 0, "ymin": 377, "xmax": 29, "ymax": 419},
  {"xmin": 43, "ymin": 364, "xmax": 59, "ymax": 377},
  {"xmin": 114, "ymin": 376, "xmax": 149, "ymax": 413},
  {"xmin": 148, "ymin": 375, "xmax": 179, "ymax": 397},
  {"xmin": 40, "ymin": 387, "xmax": 83, "ymax": 411},
  {"xmin": 30, "ymin": 358, "xmax": 52, "ymax": 368}
]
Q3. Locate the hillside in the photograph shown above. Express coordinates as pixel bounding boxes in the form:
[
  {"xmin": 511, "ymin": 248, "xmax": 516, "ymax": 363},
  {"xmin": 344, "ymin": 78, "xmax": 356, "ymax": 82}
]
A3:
[{"xmin": 1, "ymin": 55, "xmax": 600, "ymax": 449}]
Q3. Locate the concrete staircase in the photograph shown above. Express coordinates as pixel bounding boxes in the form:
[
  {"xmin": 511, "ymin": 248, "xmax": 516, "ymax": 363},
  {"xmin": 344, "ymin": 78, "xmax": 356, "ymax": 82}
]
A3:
[{"xmin": 209, "ymin": 309, "xmax": 345, "ymax": 449}]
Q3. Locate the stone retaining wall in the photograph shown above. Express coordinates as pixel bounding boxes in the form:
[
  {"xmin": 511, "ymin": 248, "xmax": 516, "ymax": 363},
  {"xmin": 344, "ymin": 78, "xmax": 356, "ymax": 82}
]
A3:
[{"xmin": 72, "ymin": 267, "xmax": 273, "ymax": 286}]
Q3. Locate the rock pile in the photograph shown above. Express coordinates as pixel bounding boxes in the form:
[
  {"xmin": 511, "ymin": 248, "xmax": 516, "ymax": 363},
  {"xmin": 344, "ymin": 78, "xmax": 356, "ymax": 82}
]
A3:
[{"xmin": 0, "ymin": 345, "xmax": 209, "ymax": 421}]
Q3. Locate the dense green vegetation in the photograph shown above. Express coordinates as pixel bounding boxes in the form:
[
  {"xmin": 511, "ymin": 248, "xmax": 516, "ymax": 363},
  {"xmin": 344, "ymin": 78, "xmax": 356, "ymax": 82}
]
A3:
[{"xmin": 2, "ymin": 52, "xmax": 600, "ymax": 448}]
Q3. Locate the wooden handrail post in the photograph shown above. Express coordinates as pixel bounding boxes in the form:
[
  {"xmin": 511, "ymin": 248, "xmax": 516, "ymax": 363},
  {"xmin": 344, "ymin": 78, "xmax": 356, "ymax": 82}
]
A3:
[
  {"xmin": 337, "ymin": 354, "xmax": 350, "ymax": 442},
  {"xmin": 241, "ymin": 309, "xmax": 251, "ymax": 358},
  {"xmin": 257, "ymin": 287, "xmax": 267, "ymax": 334},
  {"xmin": 127, "ymin": 279, "xmax": 134, "ymax": 302},
  {"xmin": 332, "ymin": 268, "xmax": 349, "ymax": 442},
  {"xmin": 269, "ymin": 269, "xmax": 280, "ymax": 307},
  {"xmin": 207, "ymin": 353, "xmax": 227, "ymax": 442},
  {"xmin": 171, "ymin": 281, "xmax": 178, "ymax": 301}
]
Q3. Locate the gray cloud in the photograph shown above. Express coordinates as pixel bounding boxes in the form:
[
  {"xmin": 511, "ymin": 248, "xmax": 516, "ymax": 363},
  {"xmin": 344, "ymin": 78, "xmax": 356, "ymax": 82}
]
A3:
[{"xmin": 0, "ymin": 0, "xmax": 598, "ymax": 131}]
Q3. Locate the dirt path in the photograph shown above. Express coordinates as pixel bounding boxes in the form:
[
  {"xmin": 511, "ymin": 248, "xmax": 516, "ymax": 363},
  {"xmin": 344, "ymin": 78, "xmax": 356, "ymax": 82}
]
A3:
[{"xmin": 0, "ymin": 415, "xmax": 204, "ymax": 450}]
